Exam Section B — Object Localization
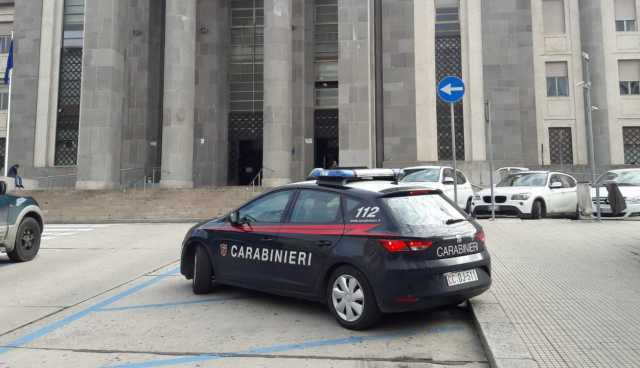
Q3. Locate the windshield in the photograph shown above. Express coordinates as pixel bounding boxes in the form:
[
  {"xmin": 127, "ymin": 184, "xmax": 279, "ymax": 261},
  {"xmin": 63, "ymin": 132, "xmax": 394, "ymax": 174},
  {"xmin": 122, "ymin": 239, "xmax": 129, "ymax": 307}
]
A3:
[
  {"xmin": 400, "ymin": 169, "xmax": 440, "ymax": 183},
  {"xmin": 383, "ymin": 194, "xmax": 466, "ymax": 229},
  {"xmin": 596, "ymin": 171, "xmax": 640, "ymax": 187},
  {"xmin": 497, "ymin": 173, "xmax": 548, "ymax": 187}
]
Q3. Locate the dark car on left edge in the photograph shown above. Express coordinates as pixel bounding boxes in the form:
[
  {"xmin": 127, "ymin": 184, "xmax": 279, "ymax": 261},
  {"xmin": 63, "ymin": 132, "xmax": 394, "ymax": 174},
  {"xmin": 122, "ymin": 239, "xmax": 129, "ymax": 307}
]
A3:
[
  {"xmin": 180, "ymin": 169, "xmax": 491, "ymax": 330},
  {"xmin": 0, "ymin": 181, "xmax": 44, "ymax": 262}
]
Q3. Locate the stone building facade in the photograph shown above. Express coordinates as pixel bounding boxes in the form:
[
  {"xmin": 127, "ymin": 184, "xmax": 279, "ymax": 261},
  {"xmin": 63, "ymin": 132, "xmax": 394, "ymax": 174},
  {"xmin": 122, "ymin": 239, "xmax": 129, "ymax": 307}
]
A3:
[{"xmin": 7, "ymin": 0, "xmax": 640, "ymax": 189}]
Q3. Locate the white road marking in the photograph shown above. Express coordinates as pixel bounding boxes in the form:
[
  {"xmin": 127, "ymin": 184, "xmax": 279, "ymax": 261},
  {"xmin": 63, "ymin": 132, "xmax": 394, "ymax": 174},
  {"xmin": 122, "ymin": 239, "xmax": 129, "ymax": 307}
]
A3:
[{"xmin": 40, "ymin": 224, "xmax": 109, "ymax": 243}]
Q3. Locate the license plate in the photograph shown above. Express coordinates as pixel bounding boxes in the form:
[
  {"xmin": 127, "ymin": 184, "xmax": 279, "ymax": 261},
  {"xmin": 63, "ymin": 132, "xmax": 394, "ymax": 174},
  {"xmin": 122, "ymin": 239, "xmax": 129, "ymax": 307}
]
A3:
[{"xmin": 445, "ymin": 269, "xmax": 478, "ymax": 287}]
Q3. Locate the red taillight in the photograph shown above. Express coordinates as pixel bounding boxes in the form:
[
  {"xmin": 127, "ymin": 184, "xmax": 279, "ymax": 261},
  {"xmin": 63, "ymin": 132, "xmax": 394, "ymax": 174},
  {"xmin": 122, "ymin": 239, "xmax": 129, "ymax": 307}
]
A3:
[
  {"xmin": 378, "ymin": 239, "xmax": 409, "ymax": 252},
  {"xmin": 378, "ymin": 239, "xmax": 433, "ymax": 253},
  {"xmin": 395, "ymin": 296, "xmax": 418, "ymax": 304},
  {"xmin": 475, "ymin": 230, "xmax": 486, "ymax": 243}
]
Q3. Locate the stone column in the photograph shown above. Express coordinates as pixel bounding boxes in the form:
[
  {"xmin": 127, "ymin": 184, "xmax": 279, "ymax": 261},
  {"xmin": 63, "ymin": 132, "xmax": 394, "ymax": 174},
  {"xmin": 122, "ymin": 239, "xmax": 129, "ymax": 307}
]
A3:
[
  {"xmin": 338, "ymin": 0, "xmax": 376, "ymax": 168},
  {"xmin": 262, "ymin": 0, "xmax": 293, "ymax": 187},
  {"xmin": 76, "ymin": 0, "xmax": 127, "ymax": 190},
  {"xmin": 160, "ymin": 0, "xmax": 196, "ymax": 188}
]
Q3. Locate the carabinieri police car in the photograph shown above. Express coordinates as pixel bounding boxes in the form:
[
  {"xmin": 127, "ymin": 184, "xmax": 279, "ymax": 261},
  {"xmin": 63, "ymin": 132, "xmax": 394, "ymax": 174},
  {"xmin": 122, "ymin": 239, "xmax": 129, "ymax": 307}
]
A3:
[{"xmin": 180, "ymin": 169, "xmax": 491, "ymax": 330}]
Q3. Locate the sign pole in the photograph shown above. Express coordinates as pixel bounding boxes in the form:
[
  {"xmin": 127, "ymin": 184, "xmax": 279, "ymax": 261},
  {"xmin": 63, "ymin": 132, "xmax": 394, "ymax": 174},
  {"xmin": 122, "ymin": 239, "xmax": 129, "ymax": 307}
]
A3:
[
  {"xmin": 4, "ymin": 31, "xmax": 13, "ymax": 177},
  {"xmin": 450, "ymin": 103, "xmax": 458, "ymax": 205},
  {"xmin": 486, "ymin": 100, "xmax": 495, "ymax": 220}
]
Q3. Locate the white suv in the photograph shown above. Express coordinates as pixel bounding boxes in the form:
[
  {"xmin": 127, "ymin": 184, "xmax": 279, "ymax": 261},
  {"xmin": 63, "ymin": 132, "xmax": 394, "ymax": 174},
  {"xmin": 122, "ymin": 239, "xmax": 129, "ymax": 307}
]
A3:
[
  {"xmin": 471, "ymin": 171, "xmax": 578, "ymax": 219},
  {"xmin": 399, "ymin": 166, "xmax": 475, "ymax": 212}
]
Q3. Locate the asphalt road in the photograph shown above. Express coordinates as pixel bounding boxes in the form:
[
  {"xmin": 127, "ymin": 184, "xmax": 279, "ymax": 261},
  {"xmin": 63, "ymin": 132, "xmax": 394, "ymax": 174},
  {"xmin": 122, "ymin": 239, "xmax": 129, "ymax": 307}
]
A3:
[{"xmin": 0, "ymin": 223, "xmax": 488, "ymax": 368}]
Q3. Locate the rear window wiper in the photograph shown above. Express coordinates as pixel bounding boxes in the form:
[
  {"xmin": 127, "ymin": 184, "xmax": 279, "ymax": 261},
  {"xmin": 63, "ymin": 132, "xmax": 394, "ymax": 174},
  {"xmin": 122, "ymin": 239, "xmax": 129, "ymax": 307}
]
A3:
[{"xmin": 445, "ymin": 218, "xmax": 466, "ymax": 225}]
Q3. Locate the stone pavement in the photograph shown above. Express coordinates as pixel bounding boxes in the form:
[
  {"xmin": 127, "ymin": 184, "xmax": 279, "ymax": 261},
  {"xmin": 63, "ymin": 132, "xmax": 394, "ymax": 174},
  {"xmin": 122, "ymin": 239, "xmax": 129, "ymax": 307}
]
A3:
[{"xmin": 474, "ymin": 219, "xmax": 640, "ymax": 368}]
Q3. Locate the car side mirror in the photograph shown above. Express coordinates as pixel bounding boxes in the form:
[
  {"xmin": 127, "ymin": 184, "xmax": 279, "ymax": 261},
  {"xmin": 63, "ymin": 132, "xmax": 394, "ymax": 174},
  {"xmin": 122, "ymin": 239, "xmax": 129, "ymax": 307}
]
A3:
[
  {"xmin": 550, "ymin": 181, "xmax": 563, "ymax": 189},
  {"xmin": 0, "ymin": 181, "xmax": 6, "ymax": 195},
  {"xmin": 228, "ymin": 211, "xmax": 240, "ymax": 226},
  {"xmin": 443, "ymin": 177, "xmax": 455, "ymax": 185}
]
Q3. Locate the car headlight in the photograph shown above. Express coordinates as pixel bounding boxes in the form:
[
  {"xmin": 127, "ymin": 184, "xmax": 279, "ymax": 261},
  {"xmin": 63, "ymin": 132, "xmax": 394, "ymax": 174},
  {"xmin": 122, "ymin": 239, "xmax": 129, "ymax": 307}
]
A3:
[
  {"xmin": 511, "ymin": 193, "xmax": 531, "ymax": 201},
  {"xmin": 473, "ymin": 195, "xmax": 481, "ymax": 200}
]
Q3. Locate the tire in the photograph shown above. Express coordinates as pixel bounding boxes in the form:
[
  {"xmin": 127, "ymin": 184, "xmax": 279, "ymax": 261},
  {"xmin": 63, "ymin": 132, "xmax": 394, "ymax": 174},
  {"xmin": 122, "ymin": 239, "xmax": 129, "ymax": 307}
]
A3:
[
  {"xmin": 327, "ymin": 266, "xmax": 381, "ymax": 330},
  {"xmin": 7, "ymin": 217, "xmax": 41, "ymax": 262},
  {"xmin": 465, "ymin": 198, "xmax": 472, "ymax": 214},
  {"xmin": 192, "ymin": 245, "xmax": 214, "ymax": 295},
  {"xmin": 531, "ymin": 200, "xmax": 544, "ymax": 220}
]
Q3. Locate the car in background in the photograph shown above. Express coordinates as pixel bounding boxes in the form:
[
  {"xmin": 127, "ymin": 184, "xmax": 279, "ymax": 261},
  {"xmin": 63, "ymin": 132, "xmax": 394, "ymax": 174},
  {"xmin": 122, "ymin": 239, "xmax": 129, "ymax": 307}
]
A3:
[
  {"xmin": 0, "ymin": 181, "xmax": 44, "ymax": 262},
  {"xmin": 180, "ymin": 169, "xmax": 491, "ymax": 330},
  {"xmin": 399, "ymin": 166, "xmax": 475, "ymax": 212},
  {"xmin": 591, "ymin": 169, "xmax": 640, "ymax": 219},
  {"xmin": 496, "ymin": 167, "xmax": 530, "ymax": 182},
  {"xmin": 471, "ymin": 171, "xmax": 578, "ymax": 219}
]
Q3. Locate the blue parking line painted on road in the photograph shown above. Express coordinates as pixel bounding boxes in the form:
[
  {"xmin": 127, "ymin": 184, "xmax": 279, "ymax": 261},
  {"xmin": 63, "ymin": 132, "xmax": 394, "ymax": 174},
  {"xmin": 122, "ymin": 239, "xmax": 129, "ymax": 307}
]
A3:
[
  {"xmin": 0, "ymin": 267, "xmax": 180, "ymax": 355},
  {"xmin": 106, "ymin": 325, "xmax": 466, "ymax": 368},
  {"xmin": 96, "ymin": 296, "xmax": 252, "ymax": 312}
]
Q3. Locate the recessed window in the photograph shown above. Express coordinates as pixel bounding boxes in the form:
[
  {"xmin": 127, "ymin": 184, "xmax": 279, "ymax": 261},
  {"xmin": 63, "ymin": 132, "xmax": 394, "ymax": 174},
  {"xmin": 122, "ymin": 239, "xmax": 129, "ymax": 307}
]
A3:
[
  {"xmin": 615, "ymin": 0, "xmax": 638, "ymax": 32},
  {"xmin": 543, "ymin": 0, "xmax": 566, "ymax": 34},
  {"xmin": 0, "ymin": 36, "xmax": 11, "ymax": 54},
  {"xmin": 0, "ymin": 92, "xmax": 8, "ymax": 111},
  {"xmin": 623, "ymin": 127, "xmax": 640, "ymax": 164},
  {"xmin": 546, "ymin": 62, "xmax": 569, "ymax": 97},
  {"xmin": 619, "ymin": 60, "xmax": 640, "ymax": 95},
  {"xmin": 549, "ymin": 127, "xmax": 573, "ymax": 165}
]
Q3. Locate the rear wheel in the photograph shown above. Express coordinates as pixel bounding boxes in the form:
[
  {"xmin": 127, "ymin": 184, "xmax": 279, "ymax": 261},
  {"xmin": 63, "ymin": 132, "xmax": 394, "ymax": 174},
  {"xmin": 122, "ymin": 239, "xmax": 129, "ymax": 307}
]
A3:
[
  {"xmin": 7, "ymin": 217, "xmax": 41, "ymax": 262},
  {"xmin": 192, "ymin": 245, "xmax": 214, "ymax": 294},
  {"xmin": 531, "ymin": 200, "xmax": 544, "ymax": 220},
  {"xmin": 327, "ymin": 266, "xmax": 380, "ymax": 330}
]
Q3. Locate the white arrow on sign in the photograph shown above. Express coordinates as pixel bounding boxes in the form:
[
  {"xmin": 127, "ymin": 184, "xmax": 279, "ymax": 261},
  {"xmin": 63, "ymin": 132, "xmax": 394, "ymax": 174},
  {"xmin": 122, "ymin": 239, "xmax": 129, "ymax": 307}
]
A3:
[{"xmin": 440, "ymin": 83, "xmax": 464, "ymax": 96}]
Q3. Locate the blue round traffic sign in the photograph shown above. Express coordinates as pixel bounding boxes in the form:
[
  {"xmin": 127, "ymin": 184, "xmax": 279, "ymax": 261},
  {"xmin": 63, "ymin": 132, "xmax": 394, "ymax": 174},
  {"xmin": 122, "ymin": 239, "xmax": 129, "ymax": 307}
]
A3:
[{"xmin": 437, "ymin": 76, "xmax": 465, "ymax": 104}]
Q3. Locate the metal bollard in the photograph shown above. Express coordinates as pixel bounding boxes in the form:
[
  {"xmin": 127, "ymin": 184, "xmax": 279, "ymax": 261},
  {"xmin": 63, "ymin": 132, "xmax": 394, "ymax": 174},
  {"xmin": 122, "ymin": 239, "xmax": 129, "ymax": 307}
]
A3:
[{"xmin": 577, "ymin": 182, "xmax": 593, "ymax": 219}]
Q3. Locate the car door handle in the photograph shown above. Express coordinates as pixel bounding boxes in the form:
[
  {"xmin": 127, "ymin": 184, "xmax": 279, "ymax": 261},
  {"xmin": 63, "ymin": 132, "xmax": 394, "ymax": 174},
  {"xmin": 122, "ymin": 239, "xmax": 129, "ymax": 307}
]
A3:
[
  {"xmin": 261, "ymin": 237, "xmax": 274, "ymax": 242},
  {"xmin": 316, "ymin": 240, "xmax": 333, "ymax": 247}
]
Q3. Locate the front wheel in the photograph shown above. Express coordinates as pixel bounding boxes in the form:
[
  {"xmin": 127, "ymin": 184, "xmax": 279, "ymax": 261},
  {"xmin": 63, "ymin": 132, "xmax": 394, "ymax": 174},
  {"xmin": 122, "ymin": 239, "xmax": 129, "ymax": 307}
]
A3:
[
  {"xmin": 327, "ymin": 266, "xmax": 381, "ymax": 330},
  {"xmin": 192, "ymin": 245, "xmax": 214, "ymax": 294},
  {"xmin": 531, "ymin": 200, "xmax": 544, "ymax": 220},
  {"xmin": 7, "ymin": 217, "xmax": 41, "ymax": 262}
]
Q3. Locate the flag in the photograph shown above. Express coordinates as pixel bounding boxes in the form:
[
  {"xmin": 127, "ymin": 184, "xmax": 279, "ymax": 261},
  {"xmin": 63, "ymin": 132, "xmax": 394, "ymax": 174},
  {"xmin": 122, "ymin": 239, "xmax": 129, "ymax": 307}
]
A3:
[{"xmin": 4, "ymin": 38, "xmax": 13, "ymax": 85}]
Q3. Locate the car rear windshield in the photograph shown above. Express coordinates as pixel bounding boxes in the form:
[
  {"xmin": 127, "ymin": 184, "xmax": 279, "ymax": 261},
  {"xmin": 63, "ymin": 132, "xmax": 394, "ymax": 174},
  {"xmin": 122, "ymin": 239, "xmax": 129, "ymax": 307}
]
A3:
[
  {"xmin": 382, "ymin": 194, "xmax": 468, "ymax": 236},
  {"xmin": 400, "ymin": 168, "xmax": 440, "ymax": 183},
  {"xmin": 498, "ymin": 173, "xmax": 547, "ymax": 187},
  {"xmin": 596, "ymin": 171, "xmax": 640, "ymax": 186}
]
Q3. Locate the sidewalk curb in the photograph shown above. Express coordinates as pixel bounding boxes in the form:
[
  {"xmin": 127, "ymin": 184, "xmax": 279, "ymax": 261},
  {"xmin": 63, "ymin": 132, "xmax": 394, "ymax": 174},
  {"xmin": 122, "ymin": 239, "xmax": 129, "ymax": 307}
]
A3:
[{"xmin": 469, "ymin": 291, "xmax": 539, "ymax": 368}]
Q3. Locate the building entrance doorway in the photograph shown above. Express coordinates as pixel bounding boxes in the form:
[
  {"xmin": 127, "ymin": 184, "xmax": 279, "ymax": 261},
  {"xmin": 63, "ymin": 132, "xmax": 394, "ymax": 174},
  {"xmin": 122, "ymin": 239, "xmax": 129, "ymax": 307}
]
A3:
[
  {"xmin": 314, "ymin": 109, "xmax": 339, "ymax": 168},
  {"xmin": 237, "ymin": 140, "xmax": 263, "ymax": 185},
  {"xmin": 228, "ymin": 112, "xmax": 263, "ymax": 185}
]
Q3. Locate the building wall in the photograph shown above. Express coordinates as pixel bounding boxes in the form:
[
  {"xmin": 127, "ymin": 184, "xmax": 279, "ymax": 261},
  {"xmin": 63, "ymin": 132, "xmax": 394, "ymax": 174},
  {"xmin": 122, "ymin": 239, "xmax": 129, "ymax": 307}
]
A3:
[
  {"xmin": 7, "ymin": 0, "xmax": 640, "ymax": 189},
  {"xmin": 531, "ymin": 0, "xmax": 587, "ymax": 166},
  {"xmin": 0, "ymin": 2, "xmax": 13, "ymax": 140},
  {"xmin": 581, "ymin": 0, "xmax": 640, "ymax": 166}
]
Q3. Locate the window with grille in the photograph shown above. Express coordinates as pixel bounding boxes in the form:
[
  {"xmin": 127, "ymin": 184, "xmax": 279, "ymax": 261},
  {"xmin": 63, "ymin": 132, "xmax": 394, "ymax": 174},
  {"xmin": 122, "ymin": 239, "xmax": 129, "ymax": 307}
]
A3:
[
  {"xmin": 543, "ymin": 0, "xmax": 566, "ymax": 34},
  {"xmin": 546, "ymin": 62, "xmax": 569, "ymax": 97},
  {"xmin": 549, "ymin": 127, "xmax": 573, "ymax": 165},
  {"xmin": 0, "ymin": 92, "xmax": 8, "ymax": 111},
  {"xmin": 315, "ymin": 0, "xmax": 338, "ymax": 108},
  {"xmin": 0, "ymin": 137, "xmax": 5, "ymax": 174},
  {"xmin": 623, "ymin": 127, "xmax": 640, "ymax": 165},
  {"xmin": 54, "ymin": 0, "xmax": 85, "ymax": 166},
  {"xmin": 619, "ymin": 60, "xmax": 640, "ymax": 95},
  {"xmin": 0, "ymin": 35, "xmax": 11, "ymax": 54},
  {"xmin": 229, "ymin": 0, "xmax": 264, "ymax": 113},
  {"xmin": 615, "ymin": 0, "xmax": 638, "ymax": 32},
  {"xmin": 436, "ymin": 4, "xmax": 465, "ymax": 161}
]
